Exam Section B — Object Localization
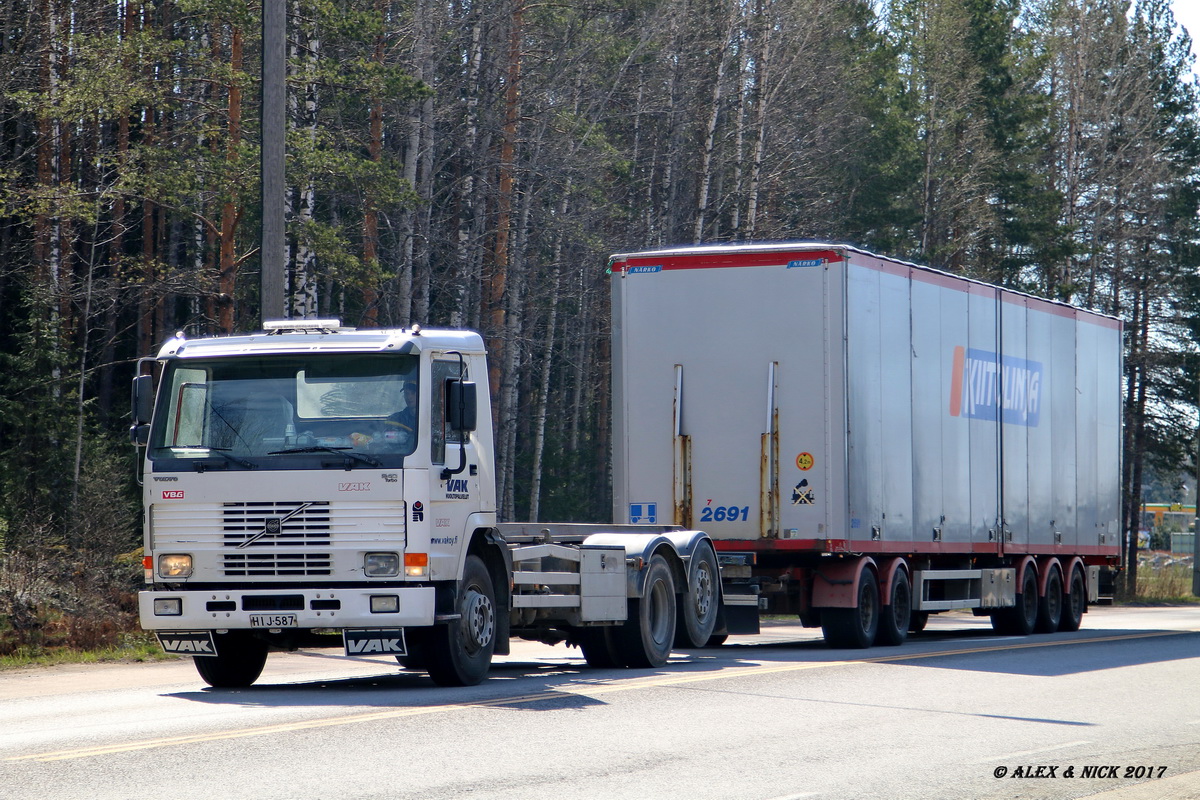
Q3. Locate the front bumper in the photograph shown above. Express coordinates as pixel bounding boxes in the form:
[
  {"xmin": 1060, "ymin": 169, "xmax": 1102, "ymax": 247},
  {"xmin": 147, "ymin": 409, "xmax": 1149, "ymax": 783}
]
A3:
[{"xmin": 138, "ymin": 586, "xmax": 436, "ymax": 630}]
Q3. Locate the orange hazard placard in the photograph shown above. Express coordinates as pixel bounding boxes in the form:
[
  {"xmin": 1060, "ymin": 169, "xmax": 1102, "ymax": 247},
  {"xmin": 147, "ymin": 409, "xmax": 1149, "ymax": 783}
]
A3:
[{"xmin": 796, "ymin": 452, "xmax": 814, "ymax": 471}]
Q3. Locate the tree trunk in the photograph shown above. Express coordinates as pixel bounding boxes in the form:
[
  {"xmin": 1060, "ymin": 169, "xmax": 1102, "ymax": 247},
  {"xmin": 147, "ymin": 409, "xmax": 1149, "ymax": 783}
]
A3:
[{"xmin": 217, "ymin": 25, "xmax": 244, "ymax": 333}]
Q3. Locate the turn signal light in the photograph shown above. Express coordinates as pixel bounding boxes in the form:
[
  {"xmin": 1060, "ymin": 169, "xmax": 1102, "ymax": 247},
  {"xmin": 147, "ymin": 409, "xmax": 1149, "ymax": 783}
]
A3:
[{"xmin": 404, "ymin": 552, "xmax": 428, "ymax": 578}]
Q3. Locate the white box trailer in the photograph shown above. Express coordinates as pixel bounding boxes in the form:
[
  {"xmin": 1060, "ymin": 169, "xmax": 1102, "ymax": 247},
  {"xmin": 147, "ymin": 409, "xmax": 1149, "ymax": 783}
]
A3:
[{"xmin": 610, "ymin": 243, "xmax": 1122, "ymax": 646}]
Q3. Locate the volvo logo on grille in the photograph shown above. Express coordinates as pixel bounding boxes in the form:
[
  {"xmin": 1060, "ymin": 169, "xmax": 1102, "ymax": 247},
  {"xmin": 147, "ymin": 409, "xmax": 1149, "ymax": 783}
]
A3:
[{"xmin": 238, "ymin": 502, "xmax": 313, "ymax": 549}]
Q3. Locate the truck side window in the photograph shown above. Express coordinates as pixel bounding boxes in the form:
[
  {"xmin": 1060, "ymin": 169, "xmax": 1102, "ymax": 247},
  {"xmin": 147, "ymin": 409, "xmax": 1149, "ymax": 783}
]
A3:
[{"xmin": 430, "ymin": 360, "xmax": 465, "ymax": 465}]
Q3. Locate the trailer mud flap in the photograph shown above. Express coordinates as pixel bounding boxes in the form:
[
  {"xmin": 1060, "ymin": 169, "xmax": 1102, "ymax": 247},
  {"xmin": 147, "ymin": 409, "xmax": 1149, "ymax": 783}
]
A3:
[
  {"xmin": 343, "ymin": 629, "xmax": 407, "ymax": 656},
  {"xmin": 156, "ymin": 631, "xmax": 217, "ymax": 657}
]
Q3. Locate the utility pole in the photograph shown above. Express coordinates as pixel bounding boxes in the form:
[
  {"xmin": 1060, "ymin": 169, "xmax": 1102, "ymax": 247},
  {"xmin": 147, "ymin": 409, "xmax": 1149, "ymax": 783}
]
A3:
[
  {"xmin": 1194, "ymin": 368, "xmax": 1200, "ymax": 596},
  {"xmin": 261, "ymin": 0, "xmax": 286, "ymax": 322}
]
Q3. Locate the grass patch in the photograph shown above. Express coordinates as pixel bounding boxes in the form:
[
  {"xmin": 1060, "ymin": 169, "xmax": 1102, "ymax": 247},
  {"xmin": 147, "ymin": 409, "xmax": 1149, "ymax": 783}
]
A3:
[
  {"xmin": 1132, "ymin": 554, "xmax": 1200, "ymax": 604},
  {"xmin": 1134, "ymin": 556, "xmax": 1200, "ymax": 604},
  {"xmin": 0, "ymin": 631, "xmax": 178, "ymax": 671}
]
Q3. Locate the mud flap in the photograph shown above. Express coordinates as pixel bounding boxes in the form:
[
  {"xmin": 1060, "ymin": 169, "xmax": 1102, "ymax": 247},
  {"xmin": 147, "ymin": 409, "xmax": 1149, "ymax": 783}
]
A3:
[
  {"xmin": 343, "ymin": 629, "xmax": 408, "ymax": 656},
  {"xmin": 156, "ymin": 631, "xmax": 217, "ymax": 657}
]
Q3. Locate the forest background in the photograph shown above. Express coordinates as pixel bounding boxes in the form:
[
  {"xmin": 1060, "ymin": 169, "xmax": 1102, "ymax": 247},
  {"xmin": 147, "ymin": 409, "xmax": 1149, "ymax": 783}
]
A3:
[{"xmin": 2, "ymin": 0, "xmax": 1200, "ymax": 653}]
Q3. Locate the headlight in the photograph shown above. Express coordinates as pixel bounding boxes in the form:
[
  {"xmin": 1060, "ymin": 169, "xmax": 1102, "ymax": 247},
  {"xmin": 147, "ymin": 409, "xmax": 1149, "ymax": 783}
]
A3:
[
  {"xmin": 370, "ymin": 595, "xmax": 399, "ymax": 613},
  {"xmin": 158, "ymin": 554, "xmax": 193, "ymax": 578},
  {"xmin": 364, "ymin": 552, "xmax": 400, "ymax": 577},
  {"xmin": 153, "ymin": 597, "xmax": 182, "ymax": 616}
]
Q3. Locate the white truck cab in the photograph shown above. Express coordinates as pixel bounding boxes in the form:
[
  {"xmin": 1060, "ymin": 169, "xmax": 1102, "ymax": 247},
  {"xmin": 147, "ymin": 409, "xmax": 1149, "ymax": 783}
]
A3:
[{"xmin": 134, "ymin": 319, "xmax": 717, "ymax": 687}]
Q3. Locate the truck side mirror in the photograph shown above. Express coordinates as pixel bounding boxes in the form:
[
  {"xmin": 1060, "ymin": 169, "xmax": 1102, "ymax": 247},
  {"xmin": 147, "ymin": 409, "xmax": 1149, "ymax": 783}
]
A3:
[
  {"xmin": 130, "ymin": 374, "xmax": 153, "ymax": 446},
  {"xmin": 446, "ymin": 380, "xmax": 477, "ymax": 432}
]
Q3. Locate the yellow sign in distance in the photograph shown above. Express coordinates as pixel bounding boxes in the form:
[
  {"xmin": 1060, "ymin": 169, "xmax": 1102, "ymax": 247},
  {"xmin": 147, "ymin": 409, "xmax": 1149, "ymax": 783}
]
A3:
[{"xmin": 796, "ymin": 452, "xmax": 814, "ymax": 471}]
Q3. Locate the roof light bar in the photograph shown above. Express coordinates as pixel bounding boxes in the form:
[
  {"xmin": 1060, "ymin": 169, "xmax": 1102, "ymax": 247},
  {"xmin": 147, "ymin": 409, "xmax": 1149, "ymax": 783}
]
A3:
[{"xmin": 262, "ymin": 319, "xmax": 343, "ymax": 333}]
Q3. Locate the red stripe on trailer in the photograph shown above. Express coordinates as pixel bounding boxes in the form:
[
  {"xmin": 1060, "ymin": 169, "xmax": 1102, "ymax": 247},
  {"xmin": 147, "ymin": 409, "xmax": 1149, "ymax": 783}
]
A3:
[{"xmin": 617, "ymin": 249, "xmax": 846, "ymax": 273}]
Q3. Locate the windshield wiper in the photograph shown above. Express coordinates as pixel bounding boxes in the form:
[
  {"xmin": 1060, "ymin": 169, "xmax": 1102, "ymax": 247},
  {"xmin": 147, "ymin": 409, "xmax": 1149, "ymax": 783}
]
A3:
[
  {"xmin": 175, "ymin": 446, "xmax": 258, "ymax": 471},
  {"xmin": 268, "ymin": 445, "xmax": 382, "ymax": 468}
]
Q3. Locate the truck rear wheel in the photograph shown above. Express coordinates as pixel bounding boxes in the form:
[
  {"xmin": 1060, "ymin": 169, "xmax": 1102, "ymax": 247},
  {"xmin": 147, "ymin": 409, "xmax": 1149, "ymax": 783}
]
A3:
[
  {"xmin": 194, "ymin": 632, "xmax": 268, "ymax": 688},
  {"xmin": 614, "ymin": 554, "xmax": 676, "ymax": 668},
  {"xmin": 1059, "ymin": 566, "xmax": 1086, "ymax": 632},
  {"xmin": 425, "ymin": 554, "xmax": 496, "ymax": 686},
  {"xmin": 579, "ymin": 626, "xmax": 625, "ymax": 668},
  {"xmin": 821, "ymin": 569, "xmax": 880, "ymax": 649},
  {"xmin": 675, "ymin": 542, "xmax": 719, "ymax": 648},
  {"xmin": 876, "ymin": 569, "xmax": 910, "ymax": 646}
]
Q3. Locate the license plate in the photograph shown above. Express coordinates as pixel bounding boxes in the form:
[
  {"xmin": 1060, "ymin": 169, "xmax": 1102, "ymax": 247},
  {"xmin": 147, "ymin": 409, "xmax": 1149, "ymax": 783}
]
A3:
[{"xmin": 250, "ymin": 614, "xmax": 297, "ymax": 628}]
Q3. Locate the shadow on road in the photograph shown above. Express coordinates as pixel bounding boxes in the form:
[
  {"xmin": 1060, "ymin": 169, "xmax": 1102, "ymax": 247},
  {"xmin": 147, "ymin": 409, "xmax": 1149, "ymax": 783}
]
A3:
[{"xmin": 162, "ymin": 624, "xmax": 1199, "ymax": 711}]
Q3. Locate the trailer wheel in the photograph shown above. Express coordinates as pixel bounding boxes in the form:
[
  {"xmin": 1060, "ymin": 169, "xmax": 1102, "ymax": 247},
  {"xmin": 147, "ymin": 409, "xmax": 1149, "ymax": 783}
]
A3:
[
  {"xmin": 1059, "ymin": 566, "xmax": 1086, "ymax": 632},
  {"xmin": 1035, "ymin": 568, "xmax": 1063, "ymax": 633},
  {"xmin": 821, "ymin": 569, "xmax": 879, "ymax": 649},
  {"xmin": 908, "ymin": 611, "xmax": 929, "ymax": 633},
  {"xmin": 614, "ymin": 554, "xmax": 677, "ymax": 668},
  {"xmin": 194, "ymin": 632, "xmax": 268, "ymax": 688},
  {"xmin": 876, "ymin": 569, "xmax": 911, "ymax": 646},
  {"xmin": 992, "ymin": 563, "xmax": 1038, "ymax": 635},
  {"xmin": 675, "ymin": 542, "xmax": 720, "ymax": 648},
  {"xmin": 425, "ymin": 555, "xmax": 496, "ymax": 686}
]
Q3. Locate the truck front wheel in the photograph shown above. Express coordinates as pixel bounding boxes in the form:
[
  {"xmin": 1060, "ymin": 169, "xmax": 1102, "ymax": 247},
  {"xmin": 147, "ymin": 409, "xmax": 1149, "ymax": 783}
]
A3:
[
  {"xmin": 426, "ymin": 554, "xmax": 497, "ymax": 687},
  {"xmin": 194, "ymin": 632, "xmax": 268, "ymax": 688}
]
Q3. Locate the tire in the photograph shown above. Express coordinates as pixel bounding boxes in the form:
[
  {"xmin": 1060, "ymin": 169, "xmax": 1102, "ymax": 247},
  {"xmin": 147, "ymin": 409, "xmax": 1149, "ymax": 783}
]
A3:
[
  {"xmin": 194, "ymin": 632, "xmax": 268, "ymax": 688},
  {"xmin": 396, "ymin": 628, "xmax": 430, "ymax": 671},
  {"xmin": 1036, "ymin": 568, "xmax": 1063, "ymax": 633},
  {"xmin": 876, "ymin": 569, "xmax": 911, "ymax": 647},
  {"xmin": 992, "ymin": 563, "xmax": 1038, "ymax": 636},
  {"xmin": 1059, "ymin": 566, "xmax": 1086, "ymax": 632},
  {"xmin": 614, "ymin": 554, "xmax": 677, "ymax": 668},
  {"xmin": 425, "ymin": 555, "xmax": 497, "ymax": 686},
  {"xmin": 675, "ymin": 543, "xmax": 720, "ymax": 648},
  {"xmin": 579, "ymin": 626, "xmax": 625, "ymax": 668},
  {"xmin": 908, "ymin": 610, "xmax": 929, "ymax": 633},
  {"xmin": 821, "ymin": 569, "xmax": 880, "ymax": 649}
]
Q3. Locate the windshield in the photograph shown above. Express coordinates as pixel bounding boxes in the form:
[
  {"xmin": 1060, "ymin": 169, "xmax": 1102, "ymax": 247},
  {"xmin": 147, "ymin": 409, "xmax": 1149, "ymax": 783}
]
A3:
[{"xmin": 149, "ymin": 353, "xmax": 419, "ymax": 465}]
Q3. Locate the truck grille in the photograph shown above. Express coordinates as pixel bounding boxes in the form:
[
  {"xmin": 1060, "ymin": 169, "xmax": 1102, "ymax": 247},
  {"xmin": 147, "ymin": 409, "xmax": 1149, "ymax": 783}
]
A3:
[
  {"xmin": 222, "ymin": 553, "xmax": 332, "ymax": 577},
  {"xmin": 150, "ymin": 498, "xmax": 407, "ymax": 580},
  {"xmin": 222, "ymin": 501, "xmax": 332, "ymax": 547}
]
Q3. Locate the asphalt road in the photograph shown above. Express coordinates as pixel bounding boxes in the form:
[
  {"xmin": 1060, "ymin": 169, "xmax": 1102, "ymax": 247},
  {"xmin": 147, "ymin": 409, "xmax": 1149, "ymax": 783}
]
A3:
[{"xmin": 3, "ymin": 605, "xmax": 1200, "ymax": 800}]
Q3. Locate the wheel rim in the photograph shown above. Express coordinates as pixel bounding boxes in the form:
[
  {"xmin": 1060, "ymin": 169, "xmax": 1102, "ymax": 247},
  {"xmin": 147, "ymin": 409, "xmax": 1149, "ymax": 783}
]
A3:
[
  {"xmin": 647, "ymin": 576, "xmax": 672, "ymax": 646},
  {"xmin": 892, "ymin": 581, "xmax": 910, "ymax": 630},
  {"xmin": 859, "ymin": 582, "xmax": 876, "ymax": 632},
  {"xmin": 1023, "ymin": 572, "xmax": 1038, "ymax": 622},
  {"xmin": 692, "ymin": 561, "xmax": 714, "ymax": 620},
  {"xmin": 462, "ymin": 585, "xmax": 495, "ymax": 655},
  {"xmin": 1047, "ymin": 577, "xmax": 1061, "ymax": 619}
]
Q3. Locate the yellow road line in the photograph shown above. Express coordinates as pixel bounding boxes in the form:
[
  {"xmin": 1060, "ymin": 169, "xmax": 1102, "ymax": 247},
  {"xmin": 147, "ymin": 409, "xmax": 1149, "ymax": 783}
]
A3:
[{"xmin": 8, "ymin": 628, "xmax": 1195, "ymax": 763}]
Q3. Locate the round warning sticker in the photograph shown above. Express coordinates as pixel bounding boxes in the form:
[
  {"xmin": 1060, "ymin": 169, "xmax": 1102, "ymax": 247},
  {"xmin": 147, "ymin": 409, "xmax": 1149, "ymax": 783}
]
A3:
[{"xmin": 796, "ymin": 452, "xmax": 814, "ymax": 471}]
